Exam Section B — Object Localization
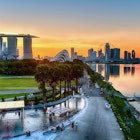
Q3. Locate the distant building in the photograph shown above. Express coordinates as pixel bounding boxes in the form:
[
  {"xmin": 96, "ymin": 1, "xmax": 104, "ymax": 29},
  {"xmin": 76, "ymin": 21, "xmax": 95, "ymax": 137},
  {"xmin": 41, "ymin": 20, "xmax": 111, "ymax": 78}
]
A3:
[
  {"xmin": 74, "ymin": 52, "xmax": 77, "ymax": 59},
  {"xmin": 110, "ymin": 48, "xmax": 120, "ymax": 61},
  {"xmin": 128, "ymin": 52, "xmax": 131, "ymax": 60},
  {"xmin": 0, "ymin": 37, "xmax": 2, "ymax": 56},
  {"xmin": 71, "ymin": 48, "xmax": 75, "ymax": 61},
  {"xmin": 90, "ymin": 51, "xmax": 96, "ymax": 61},
  {"xmin": 23, "ymin": 36, "xmax": 33, "ymax": 59},
  {"xmin": 110, "ymin": 49, "xmax": 114, "ymax": 60},
  {"xmin": 87, "ymin": 48, "xmax": 96, "ymax": 61},
  {"xmin": 132, "ymin": 50, "xmax": 135, "ymax": 59},
  {"xmin": 124, "ymin": 51, "xmax": 128, "ymax": 60},
  {"xmin": 88, "ymin": 48, "xmax": 94, "ymax": 57},
  {"xmin": 105, "ymin": 43, "xmax": 110, "ymax": 62},
  {"xmin": 7, "ymin": 36, "xmax": 17, "ymax": 59},
  {"xmin": 98, "ymin": 49, "xmax": 104, "ymax": 58},
  {"xmin": 0, "ymin": 33, "xmax": 38, "ymax": 60},
  {"xmin": 77, "ymin": 55, "xmax": 85, "ymax": 62},
  {"xmin": 50, "ymin": 49, "xmax": 70, "ymax": 62}
]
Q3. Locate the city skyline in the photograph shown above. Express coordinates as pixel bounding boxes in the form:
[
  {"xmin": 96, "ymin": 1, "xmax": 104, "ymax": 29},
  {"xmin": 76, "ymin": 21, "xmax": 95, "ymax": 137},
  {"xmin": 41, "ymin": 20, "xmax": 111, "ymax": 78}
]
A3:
[{"xmin": 0, "ymin": 0, "xmax": 140, "ymax": 58}]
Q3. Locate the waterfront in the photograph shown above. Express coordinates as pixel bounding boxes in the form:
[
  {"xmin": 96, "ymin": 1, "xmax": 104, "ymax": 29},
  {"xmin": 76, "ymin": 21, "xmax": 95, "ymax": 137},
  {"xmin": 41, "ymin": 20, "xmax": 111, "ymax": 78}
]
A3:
[
  {"xmin": 90, "ymin": 63, "xmax": 140, "ymax": 112},
  {"xmin": 0, "ymin": 97, "xmax": 85, "ymax": 138}
]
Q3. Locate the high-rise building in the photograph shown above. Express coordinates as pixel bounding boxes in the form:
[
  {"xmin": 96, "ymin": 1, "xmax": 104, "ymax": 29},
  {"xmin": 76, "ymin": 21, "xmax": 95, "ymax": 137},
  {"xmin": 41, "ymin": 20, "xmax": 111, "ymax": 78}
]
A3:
[
  {"xmin": 23, "ymin": 36, "xmax": 32, "ymax": 59},
  {"xmin": 105, "ymin": 43, "xmax": 110, "ymax": 62},
  {"xmin": 90, "ymin": 51, "xmax": 96, "ymax": 61},
  {"xmin": 132, "ymin": 50, "xmax": 135, "ymax": 59},
  {"xmin": 7, "ymin": 36, "xmax": 17, "ymax": 59},
  {"xmin": 110, "ymin": 49, "xmax": 114, "ymax": 60},
  {"xmin": 74, "ymin": 52, "xmax": 77, "ymax": 59},
  {"xmin": 87, "ymin": 48, "xmax": 96, "ymax": 61},
  {"xmin": 98, "ymin": 49, "xmax": 103, "ymax": 58},
  {"xmin": 0, "ymin": 37, "xmax": 2, "ymax": 56},
  {"xmin": 88, "ymin": 48, "xmax": 93, "ymax": 57},
  {"xmin": 124, "ymin": 51, "xmax": 128, "ymax": 60},
  {"xmin": 0, "ymin": 33, "xmax": 38, "ymax": 60},
  {"xmin": 128, "ymin": 52, "xmax": 131, "ymax": 60},
  {"xmin": 71, "ymin": 48, "xmax": 75, "ymax": 61},
  {"xmin": 110, "ymin": 48, "xmax": 120, "ymax": 61}
]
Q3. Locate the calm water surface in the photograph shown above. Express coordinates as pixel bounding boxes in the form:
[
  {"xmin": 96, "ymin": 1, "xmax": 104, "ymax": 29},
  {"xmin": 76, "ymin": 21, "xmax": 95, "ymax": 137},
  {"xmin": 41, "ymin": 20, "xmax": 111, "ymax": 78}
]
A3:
[
  {"xmin": 90, "ymin": 64, "xmax": 140, "ymax": 96},
  {"xmin": 90, "ymin": 63, "xmax": 140, "ymax": 112}
]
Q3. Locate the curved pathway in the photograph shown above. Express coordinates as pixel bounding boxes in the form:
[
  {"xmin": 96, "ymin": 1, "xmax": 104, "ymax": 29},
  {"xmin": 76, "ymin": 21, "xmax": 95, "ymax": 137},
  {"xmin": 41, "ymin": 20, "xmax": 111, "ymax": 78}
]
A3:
[{"xmin": 53, "ymin": 88, "xmax": 125, "ymax": 140}]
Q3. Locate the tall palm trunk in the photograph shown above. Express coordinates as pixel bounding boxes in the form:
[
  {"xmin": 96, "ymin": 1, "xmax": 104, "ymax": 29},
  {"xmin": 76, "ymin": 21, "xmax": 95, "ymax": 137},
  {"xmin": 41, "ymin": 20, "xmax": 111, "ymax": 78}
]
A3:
[
  {"xmin": 41, "ymin": 81, "xmax": 47, "ymax": 103},
  {"xmin": 67, "ymin": 81, "xmax": 70, "ymax": 93},
  {"xmin": 59, "ymin": 80, "xmax": 62, "ymax": 98},
  {"xmin": 76, "ymin": 78, "xmax": 78, "ymax": 93},
  {"xmin": 53, "ymin": 87, "xmax": 55, "ymax": 100},
  {"xmin": 64, "ymin": 80, "xmax": 67, "ymax": 95}
]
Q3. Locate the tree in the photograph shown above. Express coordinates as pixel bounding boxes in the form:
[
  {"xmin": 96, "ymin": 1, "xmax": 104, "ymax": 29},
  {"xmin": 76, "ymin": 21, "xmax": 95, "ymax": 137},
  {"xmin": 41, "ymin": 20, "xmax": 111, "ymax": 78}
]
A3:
[
  {"xmin": 71, "ymin": 63, "xmax": 84, "ymax": 92},
  {"xmin": 35, "ymin": 64, "xmax": 50, "ymax": 103},
  {"xmin": 58, "ymin": 64, "xmax": 65, "ymax": 98},
  {"xmin": 49, "ymin": 65, "xmax": 60, "ymax": 100}
]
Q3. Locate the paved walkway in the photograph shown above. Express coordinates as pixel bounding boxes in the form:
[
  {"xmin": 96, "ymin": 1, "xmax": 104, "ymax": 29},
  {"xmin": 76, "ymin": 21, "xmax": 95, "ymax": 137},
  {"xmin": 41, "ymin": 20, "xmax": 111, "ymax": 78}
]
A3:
[
  {"xmin": 9, "ymin": 89, "xmax": 125, "ymax": 140},
  {"xmin": 53, "ymin": 88, "xmax": 125, "ymax": 140}
]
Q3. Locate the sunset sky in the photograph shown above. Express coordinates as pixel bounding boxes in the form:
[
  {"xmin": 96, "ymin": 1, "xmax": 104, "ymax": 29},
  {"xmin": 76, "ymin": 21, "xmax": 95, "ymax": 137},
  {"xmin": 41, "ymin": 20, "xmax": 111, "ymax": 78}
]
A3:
[{"xmin": 0, "ymin": 0, "xmax": 140, "ymax": 58}]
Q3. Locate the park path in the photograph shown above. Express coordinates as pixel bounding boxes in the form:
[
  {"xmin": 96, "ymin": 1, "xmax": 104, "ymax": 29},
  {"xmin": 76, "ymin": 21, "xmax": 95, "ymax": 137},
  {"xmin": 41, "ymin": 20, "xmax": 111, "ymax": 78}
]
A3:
[{"xmin": 53, "ymin": 88, "xmax": 125, "ymax": 140}]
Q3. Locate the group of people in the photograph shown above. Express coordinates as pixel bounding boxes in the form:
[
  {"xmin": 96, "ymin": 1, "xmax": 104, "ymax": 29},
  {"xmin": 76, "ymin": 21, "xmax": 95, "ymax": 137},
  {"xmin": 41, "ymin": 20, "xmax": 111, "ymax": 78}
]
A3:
[
  {"xmin": 56, "ymin": 123, "xmax": 65, "ymax": 132},
  {"xmin": 25, "ymin": 131, "xmax": 31, "ymax": 136}
]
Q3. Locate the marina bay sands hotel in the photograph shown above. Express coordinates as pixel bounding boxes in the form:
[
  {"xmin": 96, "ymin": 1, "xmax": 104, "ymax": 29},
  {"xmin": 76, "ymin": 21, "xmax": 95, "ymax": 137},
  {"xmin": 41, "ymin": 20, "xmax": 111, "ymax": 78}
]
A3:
[{"xmin": 0, "ymin": 33, "xmax": 38, "ymax": 59}]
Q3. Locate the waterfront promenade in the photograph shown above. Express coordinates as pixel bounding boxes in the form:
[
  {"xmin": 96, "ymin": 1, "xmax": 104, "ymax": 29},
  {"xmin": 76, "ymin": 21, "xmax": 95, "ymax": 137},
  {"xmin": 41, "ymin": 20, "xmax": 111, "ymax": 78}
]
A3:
[
  {"xmin": 1, "ymin": 73, "xmax": 125, "ymax": 140},
  {"xmin": 9, "ymin": 88, "xmax": 125, "ymax": 140},
  {"xmin": 53, "ymin": 88, "xmax": 125, "ymax": 140}
]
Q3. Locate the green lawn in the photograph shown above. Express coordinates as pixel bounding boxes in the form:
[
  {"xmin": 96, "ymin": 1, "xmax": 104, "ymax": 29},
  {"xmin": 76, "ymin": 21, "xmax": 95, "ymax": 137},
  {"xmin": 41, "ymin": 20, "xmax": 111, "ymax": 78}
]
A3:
[
  {"xmin": 0, "ymin": 78, "xmax": 39, "ymax": 91},
  {"xmin": 0, "ymin": 93, "xmax": 30, "ymax": 99}
]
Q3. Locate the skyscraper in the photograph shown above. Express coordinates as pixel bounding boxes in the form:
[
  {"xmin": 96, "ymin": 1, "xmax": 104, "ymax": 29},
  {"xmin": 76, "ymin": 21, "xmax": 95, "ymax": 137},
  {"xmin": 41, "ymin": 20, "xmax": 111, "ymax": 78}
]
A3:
[
  {"xmin": 88, "ymin": 48, "xmax": 93, "ymax": 57},
  {"xmin": 128, "ymin": 52, "xmax": 131, "ymax": 60},
  {"xmin": 105, "ymin": 43, "xmax": 110, "ymax": 62},
  {"xmin": 87, "ymin": 48, "xmax": 96, "ymax": 61},
  {"xmin": 0, "ymin": 37, "xmax": 2, "ymax": 56},
  {"xmin": 132, "ymin": 50, "xmax": 135, "ymax": 59},
  {"xmin": 23, "ymin": 36, "xmax": 32, "ymax": 59},
  {"xmin": 124, "ymin": 51, "xmax": 128, "ymax": 60},
  {"xmin": 71, "ymin": 48, "xmax": 75, "ymax": 61},
  {"xmin": 0, "ymin": 33, "xmax": 38, "ymax": 60},
  {"xmin": 110, "ymin": 48, "xmax": 120, "ymax": 61},
  {"xmin": 7, "ymin": 36, "xmax": 17, "ymax": 59}
]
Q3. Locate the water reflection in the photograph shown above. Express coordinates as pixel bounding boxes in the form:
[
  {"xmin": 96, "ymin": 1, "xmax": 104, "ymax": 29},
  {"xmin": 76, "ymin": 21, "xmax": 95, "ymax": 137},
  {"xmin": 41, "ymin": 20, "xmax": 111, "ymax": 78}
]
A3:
[
  {"xmin": 0, "ymin": 97, "xmax": 85, "ymax": 138},
  {"xmin": 89, "ymin": 63, "xmax": 140, "ymax": 96},
  {"xmin": 124, "ymin": 66, "xmax": 131, "ymax": 74},
  {"xmin": 105, "ymin": 64, "xmax": 110, "ymax": 81},
  {"xmin": 98, "ymin": 64, "xmax": 103, "ymax": 74},
  {"xmin": 124, "ymin": 66, "xmax": 135, "ymax": 75},
  {"xmin": 110, "ymin": 65, "xmax": 120, "ymax": 77},
  {"xmin": 131, "ymin": 66, "xmax": 135, "ymax": 75}
]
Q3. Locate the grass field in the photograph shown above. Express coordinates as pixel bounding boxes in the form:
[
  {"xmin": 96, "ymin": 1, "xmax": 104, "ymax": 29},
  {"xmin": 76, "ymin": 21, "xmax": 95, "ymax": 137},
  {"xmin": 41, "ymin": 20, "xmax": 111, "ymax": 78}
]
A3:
[
  {"xmin": 0, "ymin": 93, "xmax": 30, "ymax": 99},
  {"xmin": 0, "ymin": 78, "xmax": 39, "ymax": 91}
]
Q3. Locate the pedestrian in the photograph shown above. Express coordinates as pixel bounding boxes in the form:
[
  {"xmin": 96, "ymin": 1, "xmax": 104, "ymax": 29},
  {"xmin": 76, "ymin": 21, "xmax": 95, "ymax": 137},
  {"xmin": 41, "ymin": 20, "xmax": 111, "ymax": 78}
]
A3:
[
  {"xmin": 66, "ymin": 111, "xmax": 69, "ymax": 118},
  {"xmin": 75, "ymin": 122, "xmax": 78, "ymax": 131},
  {"xmin": 18, "ymin": 111, "xmax": 20, "ymax": 117},
  {"xmin": 61, "ymin": 123, "xmax": 64, "ymax": 131},
  {"xmin": 71, "ymin": 121, "xmax": 74, "ymax": 129}
]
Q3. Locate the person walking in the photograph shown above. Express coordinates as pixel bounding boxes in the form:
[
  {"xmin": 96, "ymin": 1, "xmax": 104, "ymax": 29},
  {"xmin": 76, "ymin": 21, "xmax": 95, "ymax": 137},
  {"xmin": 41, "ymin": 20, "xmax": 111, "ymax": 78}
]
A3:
[
  {"xmin": 75, "ymin": 122, "xmax": 78, "ymax": 131},
  {"xmin": 71, "ymin": 121, "xmax": 74, "ymax": 130}
]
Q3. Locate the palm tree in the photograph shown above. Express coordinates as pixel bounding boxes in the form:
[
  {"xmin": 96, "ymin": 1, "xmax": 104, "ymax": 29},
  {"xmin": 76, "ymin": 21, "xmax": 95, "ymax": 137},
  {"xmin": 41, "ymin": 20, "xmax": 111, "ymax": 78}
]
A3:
[
  {"xmin": 71, "ymin": 63, "xmax": 84, "ymax": 92},
  {"xmin": 49, "ymin": 65, "xmax": 60, "ymax": 100},
  {"xmin": 35, "ymin": 64, "xmax": 50, "ymax": 103},
  {"xmin": 58, "ymin": 64, "xmax": 65, "ymax": 98}
]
